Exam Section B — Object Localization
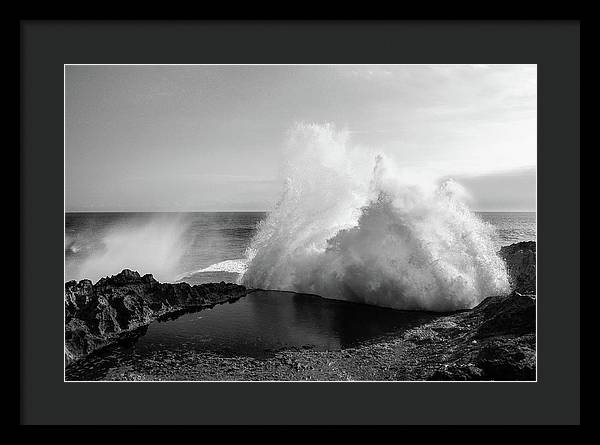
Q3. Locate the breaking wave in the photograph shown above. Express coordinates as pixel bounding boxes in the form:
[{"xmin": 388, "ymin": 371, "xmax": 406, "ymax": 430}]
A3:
[
  {"xmin": 176, "ymin": 259, "xmax": 248, "ymax": 281},
  {"xmin": 240, "ymin": 123, "xmax": 510, "ymax": 311}
]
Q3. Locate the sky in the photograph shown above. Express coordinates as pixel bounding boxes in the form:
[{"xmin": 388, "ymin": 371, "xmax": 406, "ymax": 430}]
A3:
[{"xmin": 65, "ymin": 65, "xmax": 536, "ymax": 212}]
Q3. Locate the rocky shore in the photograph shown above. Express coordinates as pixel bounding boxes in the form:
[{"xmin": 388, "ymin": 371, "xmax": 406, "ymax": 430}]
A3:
[
  {"xmin": 64, "ymin": 270, "xmax": 248, "ymax": 365},
  {"xmin": 91, "ymin": 290, "xmax": 534, "ymax": 381},
  {"xmin": 499, "ymin": 241, "xmax": 536, "ymax": 295},
  {"xmin": 65, "ymin": 241, "xmax": 536, "ymax": 380}
]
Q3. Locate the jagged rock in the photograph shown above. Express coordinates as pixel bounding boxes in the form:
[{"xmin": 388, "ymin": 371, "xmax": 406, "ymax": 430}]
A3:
[
  {"xmin": 65, "ymin": 269, "xmax": 248, "ymax": 366},
  {"xmin": 499, "ymin": 241, "xmax": 536, "ymax": 294},
  {"xmin": 426, "ymin": 290, "xmax": 536, "ymax": 381},
  {"xmin": 474, "ymin": 335, "xmax": 536, "ymax": 380},
  {"xmin": 428, "ymin": 364, "xmax": 484, "ymax": 381},
  {"xmin": 473, "ymin": 292, "xmax": 536, "ymax": 338}
]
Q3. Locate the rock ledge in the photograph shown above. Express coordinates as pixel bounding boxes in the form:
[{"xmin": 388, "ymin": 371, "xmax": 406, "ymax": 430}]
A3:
[
  {"xmin": 499, "ymin": 241, "xmax": 536, "ymax": 294},
  {"xmin": 65, "ymin": 270, "xmax": 248, "ymax": 365}
]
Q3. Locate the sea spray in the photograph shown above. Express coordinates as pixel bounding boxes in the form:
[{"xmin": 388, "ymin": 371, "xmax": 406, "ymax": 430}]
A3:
[
  {"xmin": 240, "ymin": 123, "xmax": 510, "ymax": 311},
  {"xmin": 176, "ymin": 258, "xmax": 249, "ymax": 282},
  {"xmin": 75, "ymin": 213, "xmax": 191, "ymax": 284}
]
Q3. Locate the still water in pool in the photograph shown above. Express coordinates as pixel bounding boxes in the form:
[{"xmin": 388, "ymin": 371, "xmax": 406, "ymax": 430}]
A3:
[{"xmin": 65, "ymin": 290, "xmax": 439, "ymax": 380}]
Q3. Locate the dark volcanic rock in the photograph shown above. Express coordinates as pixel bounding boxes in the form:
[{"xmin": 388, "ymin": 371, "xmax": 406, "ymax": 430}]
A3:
[
  {"xmin": 499, "ymin": 241, "xmax": 536, "ymax": 294},
  {"xmin": 426, "ymin": 291, "xmax": 536, "ymax": 381},
  {"xmin": 474, "ymin": 292, "xmax": 536, "ymax": 338},
  {"xmin": 65, "ymin": 270, "xmax": 248, "ymax": 366}
]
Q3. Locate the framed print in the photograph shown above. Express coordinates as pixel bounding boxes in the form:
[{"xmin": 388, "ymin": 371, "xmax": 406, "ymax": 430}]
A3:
[{"xmin": 20, "ymin": 20, "xmax": 580, "ymax": 425}]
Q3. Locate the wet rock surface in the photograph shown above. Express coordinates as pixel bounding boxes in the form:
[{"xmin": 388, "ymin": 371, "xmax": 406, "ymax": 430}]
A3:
[
  {"xmin": 499, "ymin": 241, "xmax": 536, "ymax": 294},
  {"xmin": 65, "ymin": 269, "xmax": 248, "ymax": 365}
]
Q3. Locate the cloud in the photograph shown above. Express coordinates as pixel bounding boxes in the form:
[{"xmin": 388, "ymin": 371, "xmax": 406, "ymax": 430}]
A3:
[{"xmin": 450, "ymin": 167, "xmax": 536, "ymax": 212}]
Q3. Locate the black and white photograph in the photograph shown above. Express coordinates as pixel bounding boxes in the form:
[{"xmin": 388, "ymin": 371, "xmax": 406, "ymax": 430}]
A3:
[{"xmin": 63, "ymin": 64, "xmax": 537, "ymax": 382}]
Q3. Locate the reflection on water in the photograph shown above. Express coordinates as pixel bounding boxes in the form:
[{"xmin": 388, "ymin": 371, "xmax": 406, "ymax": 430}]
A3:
[{"xmin": 65, "ymin": 290, "xmax": 439, "ymax": 380}]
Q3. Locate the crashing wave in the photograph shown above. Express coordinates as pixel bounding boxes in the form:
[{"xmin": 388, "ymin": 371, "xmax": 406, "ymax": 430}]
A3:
[{"xmin": 240, "ymin": 123, "xmax": 510, "ymax": 311}]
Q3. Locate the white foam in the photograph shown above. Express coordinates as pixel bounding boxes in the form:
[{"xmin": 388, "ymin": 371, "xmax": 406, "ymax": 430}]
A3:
[
  {"xmin": 241, "ymin": 123, "xmax": 510, "ymax": 311},
  {"xmin": 176, "ymin": 258, "xmax": 248, "ymax": 281}
]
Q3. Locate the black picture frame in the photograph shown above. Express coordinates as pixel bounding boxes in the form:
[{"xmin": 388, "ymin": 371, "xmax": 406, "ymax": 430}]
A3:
[{"xmin": 20, "ymin": 20, "xmax": 580, "ymax": 425}]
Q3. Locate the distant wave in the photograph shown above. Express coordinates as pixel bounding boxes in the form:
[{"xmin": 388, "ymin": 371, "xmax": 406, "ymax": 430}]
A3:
[
  {"xmin": 240, "ymin": 123, "xmax": 510, "ymax": 312},
  {"xmin": 176, "ymin": 259, "xmax": 248, "ymax": 281},
  {"xmin": 73, "ymin": 214, "xmax": 191, "ymax": 283}
]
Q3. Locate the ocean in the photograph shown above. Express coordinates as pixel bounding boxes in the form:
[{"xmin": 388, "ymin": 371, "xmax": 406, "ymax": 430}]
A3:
[{"xmin": 65, "ymin": 211, "xmax": 536, "ymax": 286}]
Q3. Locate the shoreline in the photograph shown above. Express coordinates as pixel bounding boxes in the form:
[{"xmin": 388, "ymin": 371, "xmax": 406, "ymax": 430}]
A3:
[
  {"xmin": 66, "ymin": 292, "xmax": 535, "ymax": 382},
  {"xmin": 65, "ymin": 241, "xmax": 536, "ymax": 381},
  {"xmin": 64, "ymin": 272, "xmax": 249, "ymax": 366}
]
